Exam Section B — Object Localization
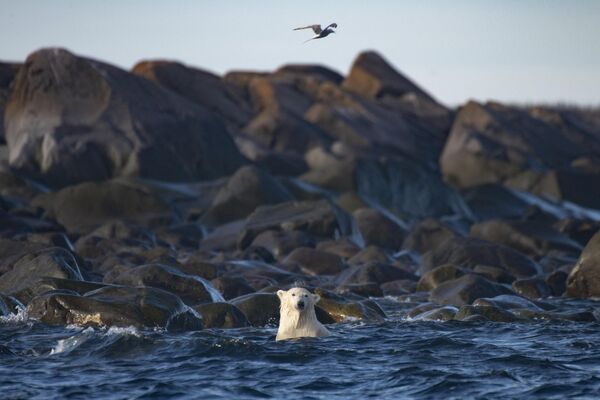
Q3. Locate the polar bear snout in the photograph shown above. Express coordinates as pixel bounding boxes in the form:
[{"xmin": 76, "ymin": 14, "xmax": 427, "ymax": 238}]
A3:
[{"xmin": 296, "ymin": 300, "xmax": 306, "ymax": 310}]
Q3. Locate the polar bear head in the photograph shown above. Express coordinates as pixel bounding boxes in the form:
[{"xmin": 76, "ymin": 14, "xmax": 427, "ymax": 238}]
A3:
[{"xmin": 277, "ymin": 287, "xmax": 320, "ymax": 313}]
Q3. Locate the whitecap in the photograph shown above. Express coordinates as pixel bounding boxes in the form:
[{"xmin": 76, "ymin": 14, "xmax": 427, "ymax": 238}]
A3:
[
  {"xmin": 0, "ymin": 306, "xmax": 29, "ymax": 324},
  {"xmin": 50, "ymin": 327, "xmax": 95, "ymax": 355}
]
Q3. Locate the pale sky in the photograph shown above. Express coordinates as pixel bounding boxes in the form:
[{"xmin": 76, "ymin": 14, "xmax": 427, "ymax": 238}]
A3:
[{"xmin": 1, "ymin": 0, "xmax": 599, "ymax": 106}]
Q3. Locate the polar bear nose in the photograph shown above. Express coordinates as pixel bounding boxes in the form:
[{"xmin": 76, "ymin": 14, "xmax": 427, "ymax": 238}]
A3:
[{"xmin": 297, "ymin": 300, "xmax": 305, "ymax": 309}]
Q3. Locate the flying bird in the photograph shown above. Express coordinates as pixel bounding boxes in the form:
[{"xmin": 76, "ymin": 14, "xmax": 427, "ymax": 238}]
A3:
[{"xmin": 294, "ymin": 23, "xmax": 338, "ymax": 43}]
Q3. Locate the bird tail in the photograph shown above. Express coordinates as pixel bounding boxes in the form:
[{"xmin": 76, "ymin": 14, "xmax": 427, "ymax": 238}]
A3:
[{"xmin": 303, "ymin": 37, "xmax": 316, "ymax": 44}]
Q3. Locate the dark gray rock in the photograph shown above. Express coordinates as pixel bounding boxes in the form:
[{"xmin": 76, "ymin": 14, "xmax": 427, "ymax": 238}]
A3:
[
  {"xmin": 105, "ymin": 264, "xmax": 223, "ymax": 306},
  {"xmin": 32, "ymin": 181, "xmax": 170, "ymax": 234},
  {"xmin": 566, "ymin": 231, "xmax": 600, "ymax": 298},
  {"xmin": 5, "ymin": 48, "xmax": 246, "ymax": 188},
  {"xmin": 27, "ymin": 286, "xmax": 203, "ymax": 331},
  {"xmin": 416, "ymin": 264, "xmax": 466, "ymax": 292},
  {"xmin": 353, "ymin": 208, "xmax": 406, "ymax": 250},
  {"xmin": 422, "ymin": 237, "xmax": 540, "ymax": 278},
  {"xmin": 454, "ymin": 305, "xmax": 518, "ymax": 322},
  {"xmin": 429, "ymin": 274, "xmax": 514, "ymax": 306},
  {"xmin": 193, "ymin": 302, "xmax": 250, "ymax": 329},
  {"xmin": 282, "ymin": 247, "xmax": 346, "ymax": 276},
  {"xmin": 512, "ymin": 278, "xmax": 552, "ymax": 299},
  {"xmin": 336, "ymin": 262, "xmax": 417, "ymax": 287},
  {"xmin": 0, "ymin": 248, "xmax": 82, "ymax": 303},
  {"xmin": 201, "ymin": 166, "xmax": 294, "ymax": 226}
]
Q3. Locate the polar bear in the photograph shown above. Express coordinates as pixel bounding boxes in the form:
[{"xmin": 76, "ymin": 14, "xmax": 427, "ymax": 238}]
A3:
[{"xmin": 276, "ymin": 287, "xmax": 330, "ymax": 341}]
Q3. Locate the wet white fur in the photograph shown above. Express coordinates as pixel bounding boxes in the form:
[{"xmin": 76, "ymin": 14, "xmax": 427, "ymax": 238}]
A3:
[{"xmin": 276, "ymin": 287, "xmax": 330, "ymax": 341}]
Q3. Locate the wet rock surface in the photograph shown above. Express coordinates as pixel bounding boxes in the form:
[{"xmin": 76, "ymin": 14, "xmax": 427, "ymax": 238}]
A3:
[{"xmin": 0, "ymin": 47, "xmax": 597, "ymax": 332}]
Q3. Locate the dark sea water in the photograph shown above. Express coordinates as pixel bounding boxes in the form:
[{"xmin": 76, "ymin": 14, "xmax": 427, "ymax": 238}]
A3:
[{"xmin": 2, "ymin": 298, "xmax": 600, "ymax": 400}]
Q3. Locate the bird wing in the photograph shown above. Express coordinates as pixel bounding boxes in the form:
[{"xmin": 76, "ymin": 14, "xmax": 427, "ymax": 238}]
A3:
[
  {"xmin": 293, "ymin": 24, "xmax": 322, "ymax": 34},
  {"xmin": 324, "ymin": 22, "xmax": 337, "ymax": 31}
]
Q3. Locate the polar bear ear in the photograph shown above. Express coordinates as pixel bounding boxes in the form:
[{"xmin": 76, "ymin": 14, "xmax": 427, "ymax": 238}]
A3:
[
  {"xmin": 277, "ymin": 290, "xmax": 286, "ymax": 299},
  {"xmin": 313, "ymin": 294, "xmax": 320, "ymax": 303}
]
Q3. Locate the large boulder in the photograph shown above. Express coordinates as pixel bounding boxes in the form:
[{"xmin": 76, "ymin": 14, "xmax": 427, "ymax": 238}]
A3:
[
  {"xmin": 132, "ymin": 60, "xmax": 251, "ymax": 128},
  {"xmin": 429, "ymin": 274, "xmax": 514, "ymax": 306},
  {"xmin": 355, "ymin": 158, "xmax": 470, "ymax": 221},
  {"xmin": 342, "ymin": 51, "xmax": 438, "ymax": 103},
  {"xmin": 105, "ymin": 264, "xmax": 223, "ymax": 306},
  {"xmin": 352, "ymin": 208, "xmax": 406, "ymax": 250},
  {"xmin": 470, "ymin": 219, "xmax": 582, "ymax": 258},
  {"xmin": 229, "ymin": 292, "xmax": 280, "ymax": 327},
  {"xmin": 336, "ymin": 262, "xmax": 417, "ymax": 287},
  {"xmin": 282, "ymin": 247, "xmax": 346, "ymax": 276},
  {"xmin": 422, "ymin": 236, "xmax": 541, "ymax": 278},
  {"xmin": 0, "ymin": 62, "xmax": 20, "ymax": 143},
  {"xmin": 4, "ymin": 48, "xmax": 245, "ymax": 188},
  {"xmin": 27, "ymin": 286, "xmax": 203, "ymax": 331},
  {"xmin": 0, "ymin": 247, "xmax": 82, "ymax": 303},
  {"xmin": 440, "ymin": 101, "xmax": 600, "ymax": 209},
  {"xmin": 12, "ymin": 277, "xmax": 106, "ymax": 305},
  {"xmin": 566, "ymin": 231, "xmax": 600, "ymax": 298},
  {"xmin": 200, "ymin": 166, "xmax": 294, "ymax": 226},
  {"xmin": 239, "ymin": 199, "xmax": 353, "ymax": 246},
  {"xmin": 313, "ymin": 288, "xmax": 386, "ymax": 322},
  {"xmin": 193, "ymin": 302, "xmax": 250, "ymax": 329},
  {"xmin": 0, "ymin": 239, "xmax": 50, "ymax": 275},
  {"xmin": 31, "ymin": 180, "xmax": 170, "ymax": 234}
]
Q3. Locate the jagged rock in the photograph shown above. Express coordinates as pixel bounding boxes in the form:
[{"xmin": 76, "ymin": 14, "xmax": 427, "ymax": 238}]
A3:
[
  {"xmin": 27, "ymin": 286, "xmax": 203, "ymax": 331},
  {"xmin": 31, "ymin": 180, "xmax": 170, "ymax": 234},
  {"xmin": 429, "ymin": 274, "xmax": 514, "ymax": 306},
  {"xmin": 5, "ymin": 48, "xmax": 245, "ymax": 188},
  {"xmin": 566, "ymin": 231, "xmax": 600, "ymax": 298},
  {"xmin": 347, "ymin": 246, "xmax": 392, "ymax": 265},
  {"xmin": 193, "ymin": 302, "xmax": 250, "ymax": 329},
  {"xmin": 201, "ymin": 166, "xmax": 293, "ymax": 226}
]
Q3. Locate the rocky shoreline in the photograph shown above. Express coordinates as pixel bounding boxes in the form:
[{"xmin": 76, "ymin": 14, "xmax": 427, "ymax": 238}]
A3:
[{"xmin": 0, "ymin": 48, "xmax": 599, "ymax": 331}]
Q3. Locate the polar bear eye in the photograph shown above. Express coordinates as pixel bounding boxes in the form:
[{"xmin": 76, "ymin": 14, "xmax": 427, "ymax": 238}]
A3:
[{"xmin": 292, "ymin": 293, "xmax": 295, "ymax": 296}]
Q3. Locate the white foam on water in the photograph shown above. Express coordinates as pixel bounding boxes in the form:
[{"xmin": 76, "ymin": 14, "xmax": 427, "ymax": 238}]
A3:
[
  {"xmin": 105, "ymin": 326, "xmax": 141, "ymax": 337},
  {"xmin": 49, "ymin": 325, "xmax": 142, "ymax": 355},
  {"xmin": 0, "ymin": 307, "xmax": 29, "ymax": 324},
  {"xmin": 50, "ymin": 327, "xmax": 95, "ymax": 355}
]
